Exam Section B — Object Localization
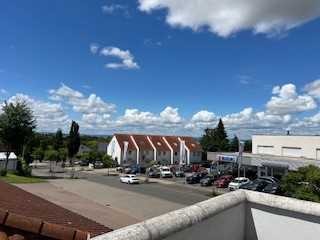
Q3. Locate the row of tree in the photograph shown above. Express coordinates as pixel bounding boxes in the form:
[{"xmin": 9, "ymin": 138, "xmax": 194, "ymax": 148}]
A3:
[
  {"xmin": 200, "ymin": 119, "xmax": 252, "ymax": 153},
  {"xmin": 0, "ymin": 101, "xmax": 81, "ymax": 175}
]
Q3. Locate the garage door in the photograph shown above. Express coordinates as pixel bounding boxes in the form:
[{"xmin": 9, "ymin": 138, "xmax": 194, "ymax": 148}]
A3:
[
  {"xmin": 257, "ymin": 146, "xmax": 274, "ymax": 155},
  {"xmin": 282, "ymin": 147, "xmax": 302, "ymax": 157}
]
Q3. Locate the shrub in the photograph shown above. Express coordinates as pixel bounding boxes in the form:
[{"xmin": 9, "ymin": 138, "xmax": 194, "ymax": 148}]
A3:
[
  {"xmin": 0, "ymin": 169, "xmax": 7, "ymax": 176},
  {"xmin": 16, "ymin": 159, "xmax": 32, "ymax": 177}
]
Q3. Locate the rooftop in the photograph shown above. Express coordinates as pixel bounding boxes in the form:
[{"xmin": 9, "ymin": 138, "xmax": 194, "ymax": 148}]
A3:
[
  {"xmin": 0, "ymin": 180, "xmax": 111, "ymax": 239},
  {"xmin": 93, "ymin": 190, "xmax": 320, "ymax": 240}
]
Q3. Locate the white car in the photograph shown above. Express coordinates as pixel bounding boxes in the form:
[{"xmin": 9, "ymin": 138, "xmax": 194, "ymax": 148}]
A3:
[
  {"xmin": 228, "ymin": 177, "xmax": 250, "ymax": 191},
  {"xmin": 120, "ymin": 175, "xmax": 140, "ymax": 184},
  {"xmin": 160, "ymin": 166, "xmax": 173, "ymax": 178}
]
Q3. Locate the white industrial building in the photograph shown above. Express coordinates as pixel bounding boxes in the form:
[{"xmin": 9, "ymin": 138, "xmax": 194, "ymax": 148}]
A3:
[
  {"xmin": 252, "ymin": 135, "xmax": 320, "ymax": 159},
  {"xmin": 207, "ymin": 134, "xmax": 320, "ymax": 179},
  {"xmin": 107, "ymin": 134, "xmax": 202, "ymax": 166}
]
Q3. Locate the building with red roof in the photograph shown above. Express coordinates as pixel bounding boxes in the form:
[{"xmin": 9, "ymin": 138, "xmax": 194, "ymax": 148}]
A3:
[{"xmin": 107, "ymin": 134, "xmax": 202, "ymax": 166}]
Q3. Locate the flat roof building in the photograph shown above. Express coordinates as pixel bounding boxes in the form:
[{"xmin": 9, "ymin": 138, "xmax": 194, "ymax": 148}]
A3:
[{"xmin": 252, "ymin": 134, "xmax": 320, "ymax": 160}]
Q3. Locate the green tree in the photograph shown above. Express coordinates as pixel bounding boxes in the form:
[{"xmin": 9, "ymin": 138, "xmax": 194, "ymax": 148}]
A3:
[
  {"xmin": 67, "ymin": 121, "xmax": 80, "ymax": 165},
  {"xmin": 44, "ymin": 149, "xmax": 59, "ymax": 162},
  {"xmin": 102, "ymin": 154, "xmax": 116, "ymax": 168},
  {"xmin": 32, "ymin": 147, "xmax": 45, "ymax": 161},
  {"xmin": 54, "ymin": 129, "xmax": 64, "ymax": 151},
  {"xmin": 229, "ymin": 135, "xmax": 239, "ymax": 152},
  {"xmin": 244, "ymin": 140, "xmax": 252, "ymax": 152},
  {"xmin": 215, "ymin": 119, "xmax": 229, "ymax": 151},
  {"xmin": 0, "ymin": 101, "xmax": 36, "ymax": 174},
  {"xmin": 200, "ymin": 119, "xmax": 229, "ymax": 152},
  {"xmin": 281, "ymin": 165, "xmax": 320, "ymax": 203}
]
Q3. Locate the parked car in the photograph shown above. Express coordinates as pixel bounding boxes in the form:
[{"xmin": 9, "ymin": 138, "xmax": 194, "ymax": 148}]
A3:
[
  {"xmin": 174, "ymin": 169, "xmax": 185, "ymax": 177},
  {"xmin": 120, "ymin": 175, "xmax": 140, "ymax": 184},
  {"xmin": 214, "ymin": 175, "xmax": 234, "ymax": 188},
  {"xmin": 148, "ymin": 168, "xmax": 160, "ymax": 178},
  {"xmin": 160, "ymin": 166, "xmax": 173, "ymax": 178},
  {"xmin": 200, "ymin": 175, "xmax": 215, "ymax": 186},
  {"xmin": 80, "ymin": 160, "xmax": 89, "ymax": 166},
  {"xmin": 240, "ymin": 178, "xmax": 269, "ymax": 192},
  {"xmin": 94, "ymin": 161, "xmax": 104, "ymax": 169},
  {"xmin": 228, "ymin": 177, "xmax": 250, "ymax": 191},
  {"xmin": 124, "ymin": 167, "xmax": 132, "ymax": 174},
  {"xmin": 262, "ymin": 182, "xmax": 281, "ymax": 194},
  {"xmin": 186, "ymin": 172, "xmax": 203, "ymax": 184},
  {"xmin": 259, "ymin": 176, "xmax": 280, "ymax": 184}
]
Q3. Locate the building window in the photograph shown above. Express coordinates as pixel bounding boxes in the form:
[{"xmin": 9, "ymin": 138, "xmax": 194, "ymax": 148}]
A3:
[
  {"xmin": 163, "ymin": 151, "xmax": 166, "ymax": 155},
  {"xmin": 174, "ymin": 152, "xmax": 178, "ymax": 156},
  {"xmin": 128, "ymin": 150, "xmax": 132, "ymax": 155}
]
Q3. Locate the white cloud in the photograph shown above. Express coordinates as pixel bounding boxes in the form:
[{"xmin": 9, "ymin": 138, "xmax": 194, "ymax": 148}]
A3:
[
  {"xmin": 6, "ymin": 94, "xmax": 70, "ymax": 132},
  {"xmin": 266, "ymin": 83, "xmax": 316, "ymax": 115},
  {"xmin": 116, "ymin": 106, "xmax": 183, "ymax": 129},
  {"xmin": 0, "ymin": 89, "xmax": 8, "ymax": 95},
  {"xmin": 138, "ymin": 0, "xmax": 320, "ymax": 37},
  {"xmin": 49, "ymin": 84, "xmax": 116, "ymax": 114},
  {"xmin": 160, "ymin": 106, "xmax": 182, "ymax": 124},
  {"xmin": 100, "ymin": 46, "xmax": 139, "ymax": 70},
  {"xmin": 304, "ymin": 79, "xmax": 320, "ymax": 98},
  {"xmin": 90, "ymin": 43, "xmax": 100, "ymax": 55},
  {"xmin": 102, "ymin": 4, "xmax": 129, "ymax": 17}
]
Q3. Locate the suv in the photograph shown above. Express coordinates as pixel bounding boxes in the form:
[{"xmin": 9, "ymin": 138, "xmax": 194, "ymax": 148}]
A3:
[
  {"xmin": 186, "ymin": 172, "xmax": 203, "ymax": 184},
  {"xmin": 228, "ymin": 177, "xmax": 250, "ymax": 191},
  {"xmin": 160, "ymin": 166, "xmax": 173, "ymax": 178}
]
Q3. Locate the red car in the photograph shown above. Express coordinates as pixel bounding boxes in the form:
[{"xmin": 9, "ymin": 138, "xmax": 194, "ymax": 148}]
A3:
[{"xmin": 214, "ymin": 175, "xmax": 234, "ymax": 188}]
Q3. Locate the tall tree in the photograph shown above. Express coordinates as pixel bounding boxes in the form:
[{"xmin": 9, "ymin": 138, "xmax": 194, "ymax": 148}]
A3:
[
  {"xmin": 200, "ymin": 119, "xmax": 229, "ymax": 152},
  {"xmin": 54, "ymin": 129, "xmax": 64, "ymax": 150},
  {"xmin": 229, "ymin": 135, "xmax": 239, "ymax": 152},
  {"xmin": 67, "ymin": 121, "xmax": 80, "ymax": 165},
  {"xmin": 0, "ymin": 101, "xmax": 36, "ymax": 173}
]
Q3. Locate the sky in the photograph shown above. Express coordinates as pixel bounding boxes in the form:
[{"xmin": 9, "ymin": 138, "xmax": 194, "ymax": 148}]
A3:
[{"xmin": 1, "ymin": 0, "xmax": 320, "ymax": 138}]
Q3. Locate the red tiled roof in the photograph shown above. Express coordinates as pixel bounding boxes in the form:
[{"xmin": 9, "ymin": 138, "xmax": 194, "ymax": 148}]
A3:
[
  {"xmin": 114, "ymin": 134, "xmax": 137, "ymax": 151},
  {"xmin": 179, "ymin": 136, "xmax": 202, "ymax": 151},
  {"xmin": 163, "ymin": 136, "xmax": 180, "ymax": 151},
  {"xmin": 0, "ymin": 181, "xmax": 111, "ymax": 239},
  {"xmin": 131, "ymin": 135, "xmax": 153, "ymax": 151},
  {"xmin": 148, "ymin": 136, "xmax": 170, "ymax": 152}
]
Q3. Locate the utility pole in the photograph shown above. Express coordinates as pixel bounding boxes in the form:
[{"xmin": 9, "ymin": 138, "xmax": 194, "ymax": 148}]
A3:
[{"xmin": 237, "ymin": 136, "xmax": 244, "ymax": 178}]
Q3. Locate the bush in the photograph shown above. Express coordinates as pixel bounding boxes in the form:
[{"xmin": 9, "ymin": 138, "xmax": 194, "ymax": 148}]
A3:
[
  {"xmin": 16, "ymin": 159, "xmax": 32, "ymax": 177},
  {"xmin": 0, "ymin": 169, "xmax": 7, "ymax": 176},
  {"xmin": 281, "ymin": 165, "xmax": 320, "ymax": 203}
]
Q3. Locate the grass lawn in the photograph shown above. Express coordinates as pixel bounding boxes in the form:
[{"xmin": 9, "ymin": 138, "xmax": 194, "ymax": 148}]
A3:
[{"xmin": 0, "ymin": 173, "xmax": 46, "ymax": 184}]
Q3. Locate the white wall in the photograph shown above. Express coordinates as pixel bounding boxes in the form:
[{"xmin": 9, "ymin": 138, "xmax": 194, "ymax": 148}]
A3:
[
  {"xmin": 246, "ymin": 203, "xmax": 320, "ymax": 240},
  {"xmin": 107, "ymin": 136, "xmax": 122, "ymax": 165},
  {"xmin": 252, "ymin": 135, "xmax": 320, "ymax": 160}
]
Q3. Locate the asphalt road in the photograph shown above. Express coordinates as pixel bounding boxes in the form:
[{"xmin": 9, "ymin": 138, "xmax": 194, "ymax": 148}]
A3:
[{"xmin": 80, "ymin": 173, "xmax": 210, "ymax": 206}]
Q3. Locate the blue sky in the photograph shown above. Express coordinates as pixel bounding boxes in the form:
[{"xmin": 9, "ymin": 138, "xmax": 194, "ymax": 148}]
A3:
[{"xmin": 1, "ymin": 0, "xmax": 320, "ymax": 138}]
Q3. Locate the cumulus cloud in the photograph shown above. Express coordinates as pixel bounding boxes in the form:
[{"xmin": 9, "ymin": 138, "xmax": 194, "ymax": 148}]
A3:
[
  {"xmin": 116, "ymin": 106, "xmax": 183, "ymax": 129},
  {"xmin": 100, "ymin": 46, "xmax": 139, "ymax": 70},
  {"xmin": 304, "ymin": 79, "xmax": 320, "ymax": 98},
  {"xmin": 49, "ymin": 84, "xmax": 116, "ymax": 114},
  {"xmin": 7, "ymin": 94, "xmax": 70, "ymax": 131},
  {"xmin": 266, "ymin": 83, "xmax": 316, "ymax": 115},
  {"xmin": 138, "ymin": 0, "xmax": 320, "ymax": 37}
]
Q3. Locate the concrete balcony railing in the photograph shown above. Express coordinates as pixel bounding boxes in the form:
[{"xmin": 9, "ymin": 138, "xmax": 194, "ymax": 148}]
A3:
[{"xmin": 93, "ymin": 190, "xmax": 320, "ymax": 240}]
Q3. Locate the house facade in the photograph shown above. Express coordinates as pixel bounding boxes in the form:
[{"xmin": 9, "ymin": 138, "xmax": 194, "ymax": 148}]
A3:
[{"xmin": 107, "ymin": 133, "xmax": 202, "ymax": 166}]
